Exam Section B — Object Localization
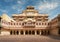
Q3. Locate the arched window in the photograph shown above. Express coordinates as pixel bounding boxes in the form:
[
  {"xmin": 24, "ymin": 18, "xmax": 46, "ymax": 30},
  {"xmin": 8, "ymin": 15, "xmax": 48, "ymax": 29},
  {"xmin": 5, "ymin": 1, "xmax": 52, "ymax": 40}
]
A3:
[
  {"xmin": 19, "ymin": 23, "xmax": 21, "ymax": 25},
  {"xmin": 48, "ymin": 23, "xmax": 49, "ymax": 25},
  {"xmin": 14, "ymin": 23, "xmax": 15, "ymax": 25},
  {"xmin": 39, "ymin": 23, "xmax": 41, "ymax": 25},
  {"xmin": 8, "ymin": 22, "xmax": 10, "ymax": 25},
  {"xmin": 25, "ymin": 22, "xmax": 27, "ymax": 24},
  {"xmin": 45, "ymin": 23, "xmax": 46, "ymax": 25},
  {"xmin": 36, "ymin": 23, "xmax": 38, "ymax": 25},
  {"xmin": 42, "ymin": 23, "xmax": 44, "ymax": 25},
  {"xmin": 11, "ymin": 23, "xmax": 13, "ymax": 25},
  {"xmin": 16, "ymin": 23, "xmax": 18, "ymax": 25},
  {"xmin": 22, "ymin": 23, "xmax": 24, "ymax": 25}
]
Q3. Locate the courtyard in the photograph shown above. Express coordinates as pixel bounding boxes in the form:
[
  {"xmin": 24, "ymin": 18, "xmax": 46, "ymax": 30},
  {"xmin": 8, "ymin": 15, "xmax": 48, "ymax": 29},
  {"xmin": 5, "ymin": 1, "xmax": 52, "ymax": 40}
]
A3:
[{"xmin": 0, "ymin": 35, "xmax": 60, "ymax": 42}]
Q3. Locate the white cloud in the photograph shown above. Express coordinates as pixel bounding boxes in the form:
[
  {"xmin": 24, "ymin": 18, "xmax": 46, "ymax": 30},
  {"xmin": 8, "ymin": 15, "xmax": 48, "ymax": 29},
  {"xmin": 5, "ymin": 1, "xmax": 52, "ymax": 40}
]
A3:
[
  {"xmin": 37, "ymin": 2, "xmax": 58, "ymax": 13},
  {"xmin": 0, "ymin": 10, "xmax": 8, "ymax": 13},
  {"xmin": 39, "ymin": 2, "xmax": 58, "ymax": 10},
  {"xmin": 17, "ymin": 0, "xmax": 25, "ymax": 4},
  {"xmin": 17, "ymin": 0, "xmax": 29, "ymax": 4},
  {"xmin": 17, "ymin": 1, "xmax": 22, "ymax": 4},
  {"xmin": 12, "ymin": 6, "xmax": 16, "ymax": 9},
  {"xmin": 12, "ymin": 5, "xmax": 21, "ymax": 10}
]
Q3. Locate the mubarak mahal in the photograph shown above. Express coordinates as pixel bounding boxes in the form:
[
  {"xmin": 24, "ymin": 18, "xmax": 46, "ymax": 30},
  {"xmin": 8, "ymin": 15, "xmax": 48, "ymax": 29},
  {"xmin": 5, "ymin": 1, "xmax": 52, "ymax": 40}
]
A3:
[{"xmin": 0, "ymin": 6, "xmax": 60, "ymax": 36}]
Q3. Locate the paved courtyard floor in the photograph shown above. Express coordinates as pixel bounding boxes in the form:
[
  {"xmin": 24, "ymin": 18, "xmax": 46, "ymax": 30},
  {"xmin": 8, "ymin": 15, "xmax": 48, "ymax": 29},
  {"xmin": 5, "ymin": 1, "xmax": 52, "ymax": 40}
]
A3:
[{"xmin": 0, "ymin": 35, "xmax": 60, "ymax": 42}]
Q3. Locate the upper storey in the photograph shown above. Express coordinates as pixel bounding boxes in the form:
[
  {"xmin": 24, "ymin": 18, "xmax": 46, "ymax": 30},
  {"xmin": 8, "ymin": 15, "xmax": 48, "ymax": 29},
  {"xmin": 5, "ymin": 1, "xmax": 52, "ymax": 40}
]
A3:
[
  {"xmin": 12, "ymin": 6, "xmax": 48, "ymax": 22},
  {"xmin": 49, "ymin": 14, "xmax": 60, "ymax": 29},
  {"xmin": 1, "ymin": 6, "xmax": 49, "ymax": 28},
  {"xmin": 22, "ymin": 6, "xmax": 38, "ymax": 13}
]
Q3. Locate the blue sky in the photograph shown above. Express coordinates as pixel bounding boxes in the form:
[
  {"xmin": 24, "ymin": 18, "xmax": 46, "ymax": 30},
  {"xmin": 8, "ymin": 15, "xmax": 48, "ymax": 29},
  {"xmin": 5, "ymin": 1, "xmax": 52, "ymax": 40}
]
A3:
[{"xmin": 0, "ymin": 0, "xmax": 60, "ymax": 19}]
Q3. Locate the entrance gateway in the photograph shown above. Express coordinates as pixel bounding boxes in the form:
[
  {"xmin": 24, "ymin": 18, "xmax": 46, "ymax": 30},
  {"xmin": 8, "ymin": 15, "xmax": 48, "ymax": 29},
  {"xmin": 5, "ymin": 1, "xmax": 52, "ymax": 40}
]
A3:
[{"xmin": 10, "ymin": 30, "xmax": 50, "ymax": 35}]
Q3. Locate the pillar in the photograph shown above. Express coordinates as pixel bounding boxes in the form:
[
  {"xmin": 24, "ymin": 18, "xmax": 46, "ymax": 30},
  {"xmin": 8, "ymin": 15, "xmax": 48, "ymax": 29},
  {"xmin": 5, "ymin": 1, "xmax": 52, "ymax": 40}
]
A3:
[
  {"xmin": 40, "ymin": 30, "xmax": 41, "ymax": 35},
  {"xmin": 19, "ymin": 31, "xmax": 21, "ymax": 35},
  {"xmin": 24, "ymin": 30, "xmax": 25, "ymax": 35},
  {"xmin": 35, "ymin": 30, "xmax": 37, "ymax": 35}
]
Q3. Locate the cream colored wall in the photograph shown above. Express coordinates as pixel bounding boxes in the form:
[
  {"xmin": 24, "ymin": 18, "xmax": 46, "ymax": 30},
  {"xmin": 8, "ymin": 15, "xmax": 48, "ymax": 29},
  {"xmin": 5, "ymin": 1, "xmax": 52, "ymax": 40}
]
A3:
[
  {"xmin": 50, "ymin": 28, "xmax": 59, "ymax": 36},
  {"xmin": 1, "ymin": 30, "xmax": 10, "ymax": 35}
]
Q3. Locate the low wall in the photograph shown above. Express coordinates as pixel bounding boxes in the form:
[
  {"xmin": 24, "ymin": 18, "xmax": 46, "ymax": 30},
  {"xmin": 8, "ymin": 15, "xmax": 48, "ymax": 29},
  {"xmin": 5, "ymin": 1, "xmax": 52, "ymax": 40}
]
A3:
[{"xmin": 1, "ymin": 30, "xmax": 10, "ymax": 35}]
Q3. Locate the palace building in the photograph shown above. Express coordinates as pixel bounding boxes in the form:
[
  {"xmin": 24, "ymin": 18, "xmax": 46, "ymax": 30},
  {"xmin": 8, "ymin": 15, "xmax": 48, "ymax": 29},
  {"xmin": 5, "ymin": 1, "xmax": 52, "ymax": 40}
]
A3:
[
  {"xmin": 0, "ymin": 6, "xmax": 60, "ymax": 36},
  {"xmin": 49, "ymin": 14, "xmax": 60, "ymax": 36}
]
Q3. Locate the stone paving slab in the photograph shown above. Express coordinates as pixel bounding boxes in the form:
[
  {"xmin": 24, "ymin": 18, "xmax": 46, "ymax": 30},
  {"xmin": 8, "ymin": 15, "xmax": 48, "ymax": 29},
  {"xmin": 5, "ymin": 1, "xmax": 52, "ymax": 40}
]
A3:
[{"xmin": 0, "ymin": 35, "xmax": 60, "ymax": 42}]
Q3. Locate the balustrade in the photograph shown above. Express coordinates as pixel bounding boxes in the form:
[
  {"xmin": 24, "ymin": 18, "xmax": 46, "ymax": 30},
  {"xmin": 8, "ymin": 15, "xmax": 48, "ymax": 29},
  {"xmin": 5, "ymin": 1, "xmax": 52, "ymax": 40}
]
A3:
[{"xmin": 1, "ymin": 20, "xmax": 49, "ymax": 28}]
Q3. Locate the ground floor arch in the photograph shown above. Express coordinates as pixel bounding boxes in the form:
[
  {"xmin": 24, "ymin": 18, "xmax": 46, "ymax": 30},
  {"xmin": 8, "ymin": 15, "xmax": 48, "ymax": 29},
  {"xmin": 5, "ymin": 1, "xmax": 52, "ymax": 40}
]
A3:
[{"xmin": 10, "ymin": 30, "xmax": 19, "ymax": 35}]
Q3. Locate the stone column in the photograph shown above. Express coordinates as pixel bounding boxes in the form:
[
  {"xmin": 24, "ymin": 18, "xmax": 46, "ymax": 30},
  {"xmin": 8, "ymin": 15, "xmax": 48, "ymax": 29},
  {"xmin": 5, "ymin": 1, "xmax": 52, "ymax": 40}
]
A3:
[
  {"xmin": 19, "ymin": 31, "xmax": 20, "ymax": 35},
  {"xmin": 24, "ymin": 30, "xmax": 25, "ymax": 35},
  {"xmin": 35, "ymin": 30, "xmax": 37, "ymax": 35},
  {"xmin": 40, "ymin": 30, "xmax": 41, "ymax": 35}
]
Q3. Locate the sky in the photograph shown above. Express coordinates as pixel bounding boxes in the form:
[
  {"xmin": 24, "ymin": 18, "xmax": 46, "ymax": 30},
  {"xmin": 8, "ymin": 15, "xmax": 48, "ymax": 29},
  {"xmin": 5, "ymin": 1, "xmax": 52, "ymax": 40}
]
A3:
[{"xmin": 0, "ymin": 0, "xmax": 60, "ymax": 20}]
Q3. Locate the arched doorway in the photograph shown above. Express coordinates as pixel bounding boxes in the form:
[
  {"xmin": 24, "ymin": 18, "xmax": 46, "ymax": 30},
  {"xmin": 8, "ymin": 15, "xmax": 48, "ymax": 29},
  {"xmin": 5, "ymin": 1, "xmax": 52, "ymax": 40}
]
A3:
[
  {"xmin": 16, "ymin": 31, "xmax": 19, "ymax": 35},
  {"xmin": 14, "ymin": 31, "xmax": 15, "ymax": 35},
  {"xmin": 44, "ymin": 30, "xmax": 46, "ymax": 35},
  {"xmin": 25, "ymin": 30, "xmax": 28, "ymax": 35},
  {"xmin": 37, "ymin": 30, "xmax": 40, "ymax": 35},
  {"xmin": 29, "ymin": 30, "xmax": 31, "ymax": 35},
  {"xmin": 32, "ymin": 31, "xmax": 35, "ymax": 35},
  {"xmin": 41, "ymin": 30, "xmax": 43, "ymax": 35},
  {"xmin": 10, "ymin": 31, "xmax": 12, "ymax": 35},
  {"xmin": 48, "ymin": 30, "xmax": 50, "ymax": 35},
  {"xmin": 58, "ymin": 29, "xmax": 60, "ymax": 35},
  {"xmin": 20, "ymin": 31, "xmax": 23, "ymax": 35}
]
